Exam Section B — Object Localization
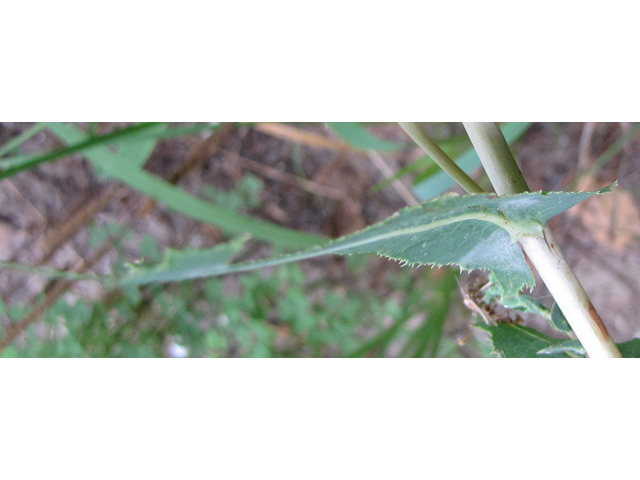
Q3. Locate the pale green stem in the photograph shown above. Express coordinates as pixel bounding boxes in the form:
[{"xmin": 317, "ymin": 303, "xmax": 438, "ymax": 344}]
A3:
[
  {"xmin": 462, "ymin": 122, "xmax": 529, "ymax": 194},
  {"xmin": 398, "ymin": 122, "xmax": 484, "ymax": 194},
  {"xmin": 463, "ymin": 122, "xmax": 622, "ymax": 358}
]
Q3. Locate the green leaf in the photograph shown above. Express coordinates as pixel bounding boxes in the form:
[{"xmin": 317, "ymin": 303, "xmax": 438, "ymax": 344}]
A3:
[
  {"xmin": 484, "ymin": 271, "xmax": 551, "ymax": 317},
  {"xmin": 90, "ymin": 124, "xmax": 166, "ymax": 178},
  {"xmin": 0, "ymin": 123, "xmax": 46, "ymax": 157},
  {"xmin": 413, "ymin": 122, "xmax": 532, "ymax": 200},
  {"xmin": 475, "ymin": 323, "xmax": 572, "ymax": 358},
  {"xmin": 550, "ymin": 302, "xmax": 572, "ymax": 333},
  {"xmin": 0, "ymin": 260, "xmax": 107, "ymax": 282},
  {"xmin": 401, "ymin": 270, "xmax": 457, "ymax": 357},
  {"xmin": 125, "ymin": 235, "xmax": 249, "ymax": 284},
  {"xmin": 328, "ymin": 122, "xmax": 406, "ymax": 151},
  {"xmin": 0, "ymin": 123, "xmax": 162, "ymax": 180},
  {"xmin": 537, "ymin": 339, "xmax": 585, "ymax": 356},
  {"xmin": 501, "ymin": 293, "xmax": 549, "ymax": 316},
  {"xmin": 484, "ymin": 273, "xmax": 574, "ymax": 335},
  {"xmin": 116, "ymin": 123, "xmax": 222, "ymax": 143},
  {"xmin": 44, "ymin": 122, "xmax": 324, "ymax": 250},
  {"xmin": 121, "ymin": 186, "xmax": 613, "ymax": 295},
  {"xmin": 481, "ymin": 325, "xmax": 640, "ymax": 358},
  {"xmin": 617, "ymin": 339, "xmax": 640, "ymax": 358},
  {"xmin": 347, "ymin": 316, "xmax": 410, "ymax": 358},
  {"xmin": 115, "ymin": 124, "xmax": 166, "ymax": 169}
]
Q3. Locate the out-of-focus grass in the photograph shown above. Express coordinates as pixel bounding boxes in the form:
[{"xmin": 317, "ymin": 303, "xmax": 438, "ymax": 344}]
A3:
[
  {"xmin": 0, "ymin": 122, "xmax": 480, "ymax": 358},
  {"xmin": 1, "ymin": 201, "xmax": 472, "ymax": 358}
]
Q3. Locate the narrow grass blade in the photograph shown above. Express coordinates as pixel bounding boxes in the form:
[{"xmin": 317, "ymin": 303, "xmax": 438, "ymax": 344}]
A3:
[
  {"xmin": 371, "ymin": 156, "xmax": 431, "ymax": 193},
  {"xmin": 0, "ymin": 260, "xmax": 111, "ymax": 283},
  {"xmin": 594, "ymin": 122, "xmax": 640, "ymax": 170},
  {"xmin": 45, "ymin": 122, "xmax": 325, "ymax": 249},
  {"xmin": 407, "ymin": 271, "xmax": 457, "ymax": 357},
  {"xmin": 116, "ymin": 123, "xmax": 223, "ymax": 143},
  {"xmin": 347, "ymin": 316, "xmax": 411, "ymax": 358},
  {"xmin": 114, "ymin": 123, "xmax": 167, "ymax": 169},
  {"xmin": 328, "ymin": 122, "xmax": 407, "ymax": 151},
  {"xmin": 0, "ymin": 122, "xmax": 162, "ymax": 179},
  {"xmin": 0, "ymin": 123, "xmax": 46, "ymax": 157}
]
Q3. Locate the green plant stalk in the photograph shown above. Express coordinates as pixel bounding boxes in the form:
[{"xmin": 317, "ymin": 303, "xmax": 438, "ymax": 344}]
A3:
[
  {"xmin": 462, "ymin": 123, "xmax": 531, "ymax": 195},
  {"xmin": 463, "ymin": 122, "xmax": 622, "ymax": 358},
  {"xmin": 398, "ymin": 122, "xmax": 484, "ymax": 194}
]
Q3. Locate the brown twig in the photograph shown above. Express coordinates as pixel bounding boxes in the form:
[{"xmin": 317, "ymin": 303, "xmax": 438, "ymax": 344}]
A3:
[
  {"xmin": 3, "ymin": 179, "xmax": 47, "ymax": 227},
  {"xmin": 254, "ymin": 123, "xmax": 350, "ymax": 151},
  {"xmin": 42, "ymin": 185, "xmax": 125, "ymax": 262}
]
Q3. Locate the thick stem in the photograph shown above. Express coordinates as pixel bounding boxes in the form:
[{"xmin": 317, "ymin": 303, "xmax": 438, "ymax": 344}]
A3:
[
  {"xmin": 463, "ymin": 122, "xmax": 621, "ymax": 358},
  {"xmin": 398, "ymin": 122, "xmax": 484, "ymax": 194},
  {"xmin": 462, "ymin": 122, "xmax": 530, "ymax": 194},
  {"xmin": 520, "ymin": 231, "xmax": 622, "ymax": 357}
]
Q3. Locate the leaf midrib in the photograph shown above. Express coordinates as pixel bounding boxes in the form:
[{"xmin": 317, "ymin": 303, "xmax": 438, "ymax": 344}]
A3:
[{"xmin": 126, "ymin": 211, "xmax": 537, "ymax": 284}]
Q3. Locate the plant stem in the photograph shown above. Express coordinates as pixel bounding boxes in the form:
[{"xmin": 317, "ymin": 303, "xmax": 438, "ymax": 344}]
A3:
[
  {"xmin": 463, "ymin": 122, "xmax": 622, "ymax": 358},
  {"xmin": 519, "ymin": 233, "xmax": 622, "ymax": 357},
  {"xmin": 398, "ymin": 122, "xmax": 484, "ymax": 194},
  {"xmin": 462, "ymin": 122, "xmax": 529, "ymax": 195}
]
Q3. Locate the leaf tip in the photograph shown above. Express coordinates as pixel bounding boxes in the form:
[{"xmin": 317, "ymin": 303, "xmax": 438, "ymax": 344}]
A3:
[{"xmin": 598, "ymin": 181, "xmax": 618, "ymax": 194}]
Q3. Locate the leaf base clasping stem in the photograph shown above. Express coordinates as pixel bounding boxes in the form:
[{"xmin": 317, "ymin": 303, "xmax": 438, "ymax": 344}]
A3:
[{"xmin": 463, "ymin": 122, "xmax": 622, "ymax": 358}]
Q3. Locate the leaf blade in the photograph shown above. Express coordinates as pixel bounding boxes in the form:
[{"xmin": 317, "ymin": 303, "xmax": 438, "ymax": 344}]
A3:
[
  {"xmin": 121, "ymin": 186, "xmax": 611, "ymax": 293},
  {"xmin": 475, "ymin": 322, "xmax": 572, "ymax": 358},
  {"xmin": 328, "ymin": 122, "xmax": 407, "ymax": 151},
  {"xmin": 125, "ymin": 235, "xmax": 250, "ymax": 284},
  {"xmin": 0, "ymin": 122, "xmax": 162, "ymax": 179}
]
